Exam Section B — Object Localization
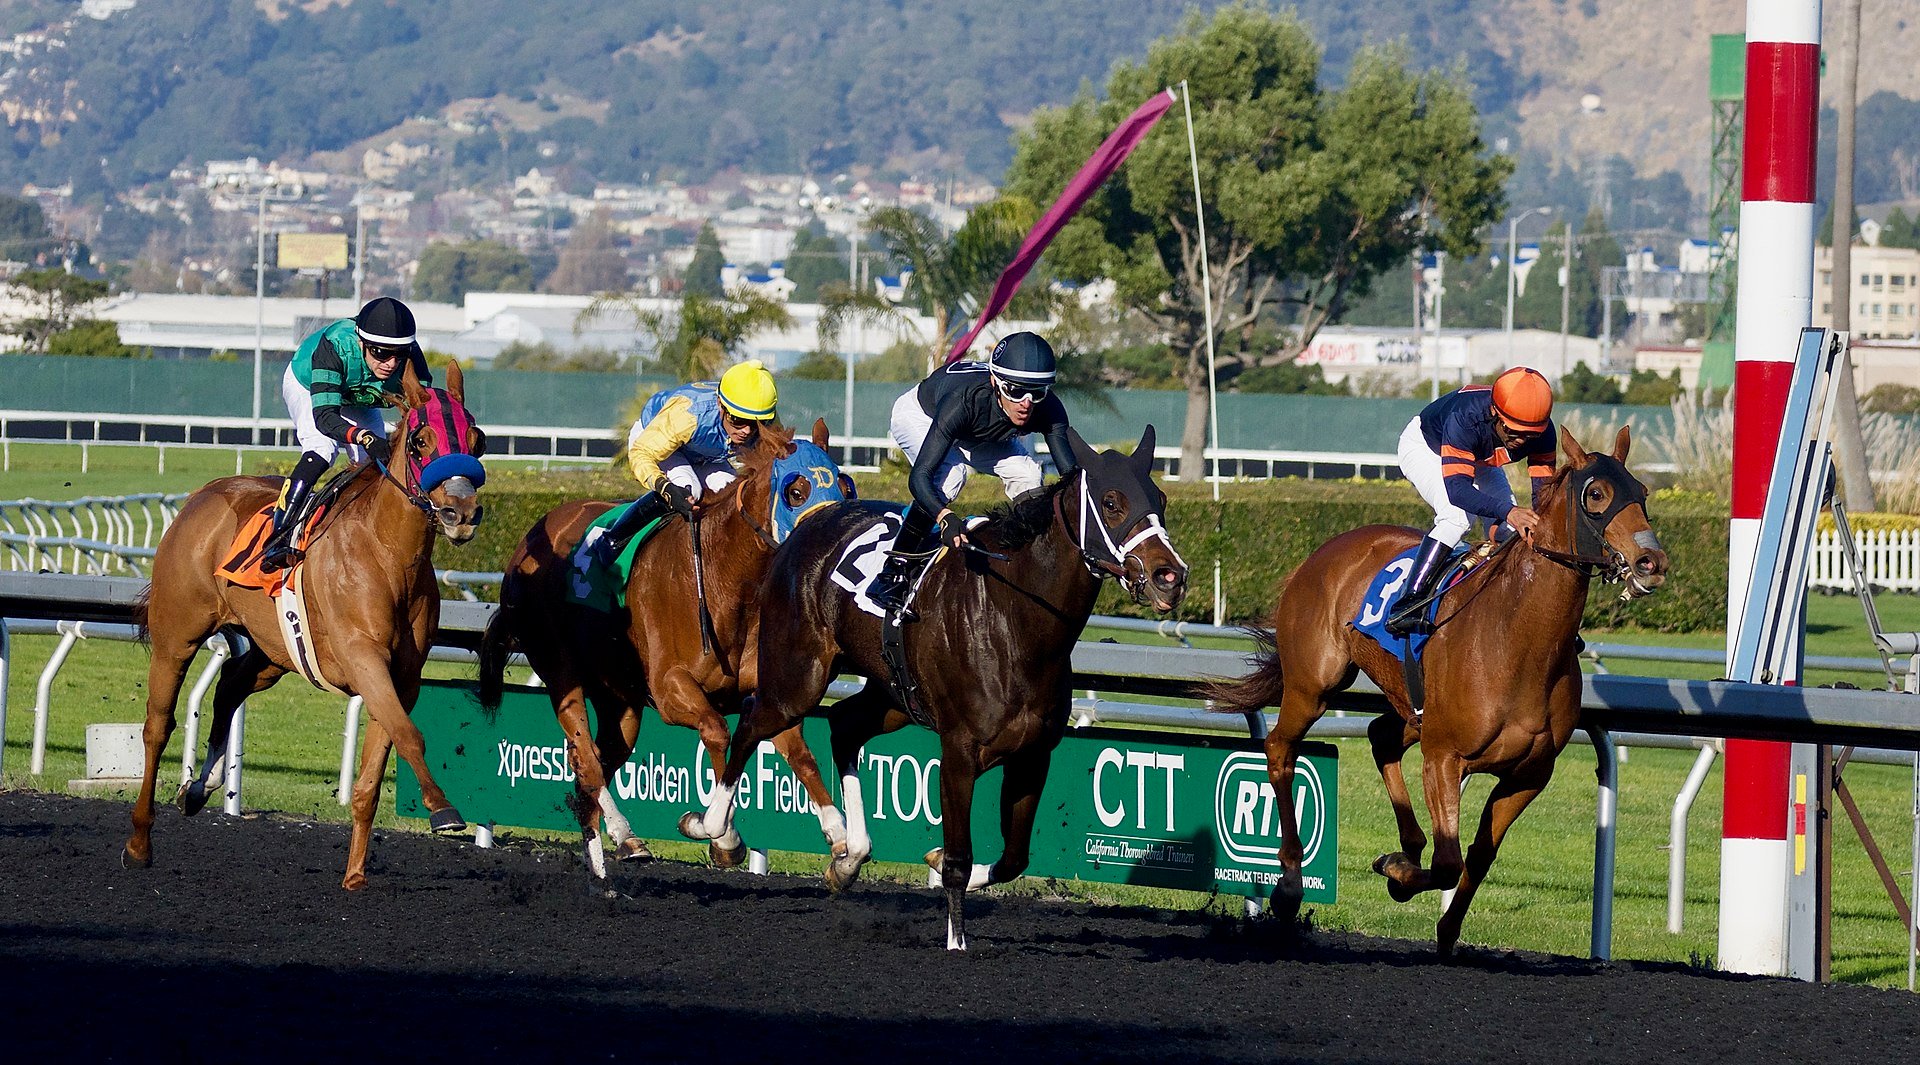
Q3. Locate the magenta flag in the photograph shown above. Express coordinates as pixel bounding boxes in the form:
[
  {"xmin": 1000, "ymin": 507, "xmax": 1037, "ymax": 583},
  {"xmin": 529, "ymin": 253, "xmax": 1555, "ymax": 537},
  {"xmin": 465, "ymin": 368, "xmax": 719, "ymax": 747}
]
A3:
[{"xmin": 945, "ymin": 87, "xmax": 1177, "ymax": 363}]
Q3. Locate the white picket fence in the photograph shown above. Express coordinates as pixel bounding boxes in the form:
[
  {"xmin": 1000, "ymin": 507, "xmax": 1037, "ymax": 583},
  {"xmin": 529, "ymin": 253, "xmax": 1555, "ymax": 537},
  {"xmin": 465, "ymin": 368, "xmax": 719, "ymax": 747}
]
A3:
[{"xmin": 1809, "ymin": 527, "xmax": 1920, "ymax": 593}]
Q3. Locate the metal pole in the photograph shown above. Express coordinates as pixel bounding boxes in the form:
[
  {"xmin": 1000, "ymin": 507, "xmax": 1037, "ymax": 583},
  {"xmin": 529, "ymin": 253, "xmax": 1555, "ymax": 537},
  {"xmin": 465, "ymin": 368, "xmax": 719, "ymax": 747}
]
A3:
[
  {"xmin": 1180, "ymin": 81, "xmax": 1221, "ymax": 503},
  {"xmin": 0, "ymin": 619, "xmax": 9, "ymax": 775},
  {"xmin": 222, "ymin": 701, "xmax": 245, "ymax": 816},
  {"xmin": 30, "ymin": 621, "xmax": 82, "ymax": 776},
  {"xmin": 843, "ymin": 222, "xmax": 858, "ymax": 465},
  {"xmin": 1506, "ymin": 216, "xmax": 1518, "ymax": 365},
  {"xmin": 1431, "ymin": 252, "xmax": 1446, "ymax": 400},
  {"xmin": 1669, "ymin": 743, "xmax": 1719, "ymax": 932},
  {"xmin": 1590, "ymin": 724, "xmax": 1619, "ymax": 960},
  {"xmin": 253, "ymin": 183, "xmax": 268, "ymax": 444},
  {"xmin": 181, "ymin": 637, "xmax": 231, "ymax": 783},
  {"xmin": 352, "ymin": 190, "xmax": 366, "ymax": 308},
  {"xmin": 1560, "ymin": 220, "xmax": 1573, "ymax": 380}
]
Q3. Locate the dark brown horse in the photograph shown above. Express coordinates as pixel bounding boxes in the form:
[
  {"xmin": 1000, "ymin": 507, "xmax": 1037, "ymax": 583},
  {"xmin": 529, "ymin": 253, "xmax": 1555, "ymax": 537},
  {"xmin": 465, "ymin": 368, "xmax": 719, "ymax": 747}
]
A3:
[
  {"xmin": 478, "ymin": 419, "xmax": 850, "ymax": 888},
  {"xmin": 695, "ymin": 425, "xmax": 1188, "ymax": 949},
  {"xmin": 125, "ymin": 363, "xmax": 488, "ymax": 890},
  {"xmin": 1207, "ymin": 427, "xmax": 1668, "ymax": 953}
]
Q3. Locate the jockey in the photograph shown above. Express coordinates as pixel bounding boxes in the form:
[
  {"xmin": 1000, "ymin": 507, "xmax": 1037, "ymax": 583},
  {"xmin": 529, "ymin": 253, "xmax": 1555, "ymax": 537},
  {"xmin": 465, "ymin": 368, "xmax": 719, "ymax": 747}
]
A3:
[
  {"xmin": 588, "ymin": 359, "xmax": 779, "ymax": 565},
  {"xmin": 868, "ymin": 331, "xmax": 1079, "ymax": 615},
  {"xmin": 1384, "ymin": 366, "xmax": 1557, "ymax": 636},
  {"xmin": 261, "ymin": 296, "xmax": 431, "ymax": 572}
]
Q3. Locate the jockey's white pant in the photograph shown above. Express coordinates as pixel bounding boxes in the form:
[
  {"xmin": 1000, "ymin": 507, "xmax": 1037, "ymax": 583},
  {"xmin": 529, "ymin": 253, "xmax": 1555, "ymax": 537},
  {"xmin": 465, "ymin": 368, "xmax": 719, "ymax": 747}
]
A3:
[
  {"xmin": 888, "ymin": 388, "xmax": 1043, "ymax": 504},
  {"xmin": 1396, "ymin": 415, "xmax": 1513, "ymax": 548},
  {"xmin": 656, "ymin": 453, "xmax": 736, "ymax": 500},
  {"xmin": 282, "ymin": 366, "xmax": 388, "ymax": 464}
]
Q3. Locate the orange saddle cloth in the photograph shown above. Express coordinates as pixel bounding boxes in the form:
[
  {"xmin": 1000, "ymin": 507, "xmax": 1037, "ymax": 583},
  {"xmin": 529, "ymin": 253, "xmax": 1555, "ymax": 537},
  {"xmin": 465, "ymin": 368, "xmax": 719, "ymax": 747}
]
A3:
[{"xmin": 216, "ymin": 503, "xmax": 325, "ymax": 593}]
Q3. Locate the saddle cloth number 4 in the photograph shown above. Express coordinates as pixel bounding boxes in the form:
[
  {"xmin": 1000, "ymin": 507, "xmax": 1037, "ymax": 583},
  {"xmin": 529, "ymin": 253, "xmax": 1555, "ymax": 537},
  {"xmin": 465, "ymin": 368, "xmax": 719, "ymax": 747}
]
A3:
[{"xmin": 1357, "ymin": 556, "xmax": 1416, "ymax": 628}]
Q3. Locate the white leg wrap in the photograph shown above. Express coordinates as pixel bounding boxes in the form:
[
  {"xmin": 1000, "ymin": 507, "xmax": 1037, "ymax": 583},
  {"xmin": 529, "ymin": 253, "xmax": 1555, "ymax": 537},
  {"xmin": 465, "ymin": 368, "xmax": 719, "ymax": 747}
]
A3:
[
  {"xmin": 701, "ymin": 779, "xmax": 738, "ymax": 840},
  {"xmin": 946, "ymin": 915, "xmax": 967, "ymax": 952},
  {"xmin": 840, "ymin": 768, "xmax": 871, "ymax": 861},
  {"xmin": 585, "ymin": 834, "xmax": 607, "ymax": 882},
  {"xmin": 195, "ymin": 750, "xmax": 226, "ymax": 792},
  {"xmin": 816, "ymin": 804, "xmax": 848, "ymax": 846},
  {"xmin": 597, "ymin": 788, "xmax": 633, "ymax": 845},
  {"xmin": 967, "ymin": 862, "xmax": 994, "ymax": 890}
]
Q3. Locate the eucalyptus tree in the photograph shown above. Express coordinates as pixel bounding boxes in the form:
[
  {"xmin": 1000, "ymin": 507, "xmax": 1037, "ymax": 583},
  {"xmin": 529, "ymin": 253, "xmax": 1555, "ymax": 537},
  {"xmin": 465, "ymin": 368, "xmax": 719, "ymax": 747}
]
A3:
[{"xmin": 1004, "ymin": 3, "xmax": 1510, "ymax": 474}]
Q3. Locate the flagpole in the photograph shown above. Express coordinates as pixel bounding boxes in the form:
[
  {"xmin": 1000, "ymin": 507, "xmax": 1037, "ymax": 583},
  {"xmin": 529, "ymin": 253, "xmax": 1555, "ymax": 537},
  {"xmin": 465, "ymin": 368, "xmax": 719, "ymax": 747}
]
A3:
[{"xmin": 1181, "ymin": 80, "xmax": 1225, "ymax": 626}]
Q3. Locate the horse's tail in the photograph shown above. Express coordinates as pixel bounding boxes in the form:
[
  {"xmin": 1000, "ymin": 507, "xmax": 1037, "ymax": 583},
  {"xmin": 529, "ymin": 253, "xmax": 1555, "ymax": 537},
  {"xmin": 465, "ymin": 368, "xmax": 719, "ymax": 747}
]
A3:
[
  {"xmin": 476, "ymin": 603, "xmax": 513, "ymax": 719},
  {"xmin": 1200, "ymin": 627, "xmax": 1286, "ymax": 717},
  {"xmin": 131, "ymin": 585, "xmax": 153, "ymax": 646}
]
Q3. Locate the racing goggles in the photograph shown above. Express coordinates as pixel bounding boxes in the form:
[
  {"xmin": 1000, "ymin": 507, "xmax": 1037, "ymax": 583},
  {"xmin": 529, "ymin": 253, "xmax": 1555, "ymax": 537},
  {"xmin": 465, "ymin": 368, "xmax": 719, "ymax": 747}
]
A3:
[{"xmin": 994, "ymin": 377, "xmax": 1050, "ymax": 404}]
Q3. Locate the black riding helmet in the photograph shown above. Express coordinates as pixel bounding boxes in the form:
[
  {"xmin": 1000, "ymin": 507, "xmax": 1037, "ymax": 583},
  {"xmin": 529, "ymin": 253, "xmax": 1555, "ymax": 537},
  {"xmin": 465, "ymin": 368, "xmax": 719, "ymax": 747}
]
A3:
[
  {"xmin": 355, "ymin": 296, "xmax": 416, "ymax": 348},
  {"xmin": 989, "ymin": 331, "xmax": 1056, "ymax": 386}
]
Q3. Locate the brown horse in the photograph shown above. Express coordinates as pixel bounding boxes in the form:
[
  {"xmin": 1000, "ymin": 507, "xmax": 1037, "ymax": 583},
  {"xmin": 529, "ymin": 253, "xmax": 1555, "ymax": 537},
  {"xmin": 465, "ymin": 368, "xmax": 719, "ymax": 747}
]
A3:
[
  {"xmin": 696, "ymin": 425, "xmax": 1188, "ymax": 949},
  {"xmin": 1207, "ymin": 427, "xmax": 1668, "ymax": 954},
  {"xmin": 478, "ymin": 419, "xmax": 851, "ymax": 889},
  {"xmin": 124, "ymin": 362, "xmax": 487, "ymax": 890}
]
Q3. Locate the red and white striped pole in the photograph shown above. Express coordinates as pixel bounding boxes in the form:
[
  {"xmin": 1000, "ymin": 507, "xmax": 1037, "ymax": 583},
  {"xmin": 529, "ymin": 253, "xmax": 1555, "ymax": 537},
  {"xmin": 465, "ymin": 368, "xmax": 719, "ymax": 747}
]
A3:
[{"xmin": 1722, "ymin": 0, "xmax": 1820, "ymax": 976}]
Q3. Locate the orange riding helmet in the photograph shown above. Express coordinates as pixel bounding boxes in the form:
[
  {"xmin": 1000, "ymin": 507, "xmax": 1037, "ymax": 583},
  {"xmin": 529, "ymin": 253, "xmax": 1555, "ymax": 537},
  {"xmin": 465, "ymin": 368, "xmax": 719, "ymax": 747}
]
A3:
[{"xmin": 1490, "ymin": 367, "xmax": 1553, "ymax": 433}]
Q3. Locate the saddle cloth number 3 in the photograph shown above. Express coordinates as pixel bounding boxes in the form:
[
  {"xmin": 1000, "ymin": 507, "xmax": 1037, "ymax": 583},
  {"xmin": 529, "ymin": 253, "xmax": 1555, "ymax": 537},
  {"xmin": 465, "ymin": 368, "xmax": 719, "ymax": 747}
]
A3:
[
  {"xmin": 831, "ymin": 511, "xmax": 905, "ymax": 617},
  {"xmin": 1358, "ymin": 556, "xmax": 1416, "ymax": 628}
]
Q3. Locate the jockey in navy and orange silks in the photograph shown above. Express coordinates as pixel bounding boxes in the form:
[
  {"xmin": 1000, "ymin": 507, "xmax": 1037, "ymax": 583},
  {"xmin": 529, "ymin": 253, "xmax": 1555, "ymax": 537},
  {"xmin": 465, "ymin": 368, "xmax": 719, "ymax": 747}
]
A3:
[{"xmin": 1383, "ymin": 366, "xmax": 1557, "ymax": 637}]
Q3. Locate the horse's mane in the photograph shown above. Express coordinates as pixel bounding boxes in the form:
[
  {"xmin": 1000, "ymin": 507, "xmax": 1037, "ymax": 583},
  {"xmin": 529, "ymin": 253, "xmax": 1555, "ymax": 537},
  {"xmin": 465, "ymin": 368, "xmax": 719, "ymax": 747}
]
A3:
[{"xmin": 975, "ymin": 475, "xmax": 1074, "ymax": 553}]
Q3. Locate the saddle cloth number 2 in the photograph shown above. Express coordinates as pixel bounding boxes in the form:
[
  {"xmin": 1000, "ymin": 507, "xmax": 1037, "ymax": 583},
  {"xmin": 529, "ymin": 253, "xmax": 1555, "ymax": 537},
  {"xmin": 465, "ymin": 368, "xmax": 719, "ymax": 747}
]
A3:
[{"xmin": 1358, "ymin": 556, "xmax": 1416, "ymax": 628}]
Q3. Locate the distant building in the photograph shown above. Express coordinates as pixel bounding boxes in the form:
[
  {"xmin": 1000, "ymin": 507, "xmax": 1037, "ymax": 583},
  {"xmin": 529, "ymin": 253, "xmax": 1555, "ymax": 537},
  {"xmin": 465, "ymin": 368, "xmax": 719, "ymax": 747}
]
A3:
[{"xmin": 1813, "ymin": 243, "xmax": 1920, "ymax": 340}]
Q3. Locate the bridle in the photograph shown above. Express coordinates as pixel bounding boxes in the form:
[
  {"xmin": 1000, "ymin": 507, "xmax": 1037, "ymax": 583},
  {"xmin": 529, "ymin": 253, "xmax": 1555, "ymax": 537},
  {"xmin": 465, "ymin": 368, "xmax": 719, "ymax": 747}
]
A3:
[
  {"xmin": 1054, "ymin": 469, "xmax": 1185, "ymax": 604},
  {"xmin": 1530, "ymin": 456, "xmax": 1657, "ymax": 598},
  {"xmin": 377, "ymin": 389, "xmax": 487, "ymax": 535}
]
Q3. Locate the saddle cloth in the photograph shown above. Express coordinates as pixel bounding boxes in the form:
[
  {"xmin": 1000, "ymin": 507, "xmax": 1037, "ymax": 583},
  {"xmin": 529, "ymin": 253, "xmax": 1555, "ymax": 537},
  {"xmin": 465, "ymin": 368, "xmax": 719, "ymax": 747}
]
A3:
[
  {"xmin": 213, "ymin": 504, "xmax": 345, "ymax": 694},
  {"xmin": 829, "ymin": 510, "xmax": 906, "ymax": 617},
  {"xmin": 1350, "ymin": 543, "xmax": 1475, "ymax": 664},
  {"xmin": 565, "ymin": 501, "xmax": 670, "ymax": 612}
]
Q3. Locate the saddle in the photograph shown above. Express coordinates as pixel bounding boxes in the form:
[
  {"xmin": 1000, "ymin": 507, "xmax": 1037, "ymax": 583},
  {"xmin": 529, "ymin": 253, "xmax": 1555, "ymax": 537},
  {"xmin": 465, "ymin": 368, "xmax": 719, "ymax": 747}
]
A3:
[
  {"xmin": 565, "ymin": 501, "xmax": 672, "ymax": 612},
  {"xmin": 213, "ymin": 470, "xmax": 360, "ymax": 695},
  {"xmin": 1352, "ymin": 538, "xmax": 1500, "ymax": 725}
]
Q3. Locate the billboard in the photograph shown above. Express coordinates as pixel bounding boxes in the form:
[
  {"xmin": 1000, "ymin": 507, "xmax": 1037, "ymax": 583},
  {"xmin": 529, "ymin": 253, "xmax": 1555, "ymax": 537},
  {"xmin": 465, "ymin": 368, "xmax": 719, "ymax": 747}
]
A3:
[
  {"xmin": 277, "ymin": 232, "xmax": 349, "ymax": 270},
  {"xmin": 397, "ymin": 682, "xmax": 1339, "ymax": 902}
]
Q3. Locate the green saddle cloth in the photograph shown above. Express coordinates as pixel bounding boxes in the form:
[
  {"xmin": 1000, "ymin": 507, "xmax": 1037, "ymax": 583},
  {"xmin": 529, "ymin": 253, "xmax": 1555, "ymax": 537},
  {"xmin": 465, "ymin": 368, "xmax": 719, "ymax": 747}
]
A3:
[{"xmin": 564, "ymin": 501, "xmax": 670, "ymax": 612}]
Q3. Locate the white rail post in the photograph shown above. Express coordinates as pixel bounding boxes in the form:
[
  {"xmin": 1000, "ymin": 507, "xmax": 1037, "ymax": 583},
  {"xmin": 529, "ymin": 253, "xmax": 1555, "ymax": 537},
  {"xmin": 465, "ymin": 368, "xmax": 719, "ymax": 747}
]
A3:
[
  {"xmin": 1667, "ymin": 742, "xmax": 1720, "ymax": 933},
  {"xmin": 1589, "ymin": 726, "xmax": 1619, "ymax": 961},
  {"xmin": 222, "ymin": 701, "xmax": 246, "ymax": 816},
  {"xmin": 180, "ymin": 637, "xmax": 232, "ymax": 783},
  {"xmin": 337, "ymin": 695, "xmax": 363, "ymax": 805},
  {"xmin": 30, "ymin": 620, "xmax": 84, "ymax": 775},
  {"xmin": 0, "ymin": 618, "xmax": 10, "ymax": 774}
]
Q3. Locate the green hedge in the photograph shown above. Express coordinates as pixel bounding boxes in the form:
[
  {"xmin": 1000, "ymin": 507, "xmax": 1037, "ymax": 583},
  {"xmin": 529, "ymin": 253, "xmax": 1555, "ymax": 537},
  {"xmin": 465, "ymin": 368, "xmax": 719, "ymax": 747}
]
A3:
[{"xmin": 457, "ymin": 472, "xmax": 1730, "ymax": 633}]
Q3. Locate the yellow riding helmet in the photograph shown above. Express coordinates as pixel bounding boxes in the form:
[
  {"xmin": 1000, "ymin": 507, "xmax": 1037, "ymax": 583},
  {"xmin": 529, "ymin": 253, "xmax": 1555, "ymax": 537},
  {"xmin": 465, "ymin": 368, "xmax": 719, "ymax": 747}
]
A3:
[{"xmin": 718, "ymin": 360, "xmax": 778, "ymax": 421}]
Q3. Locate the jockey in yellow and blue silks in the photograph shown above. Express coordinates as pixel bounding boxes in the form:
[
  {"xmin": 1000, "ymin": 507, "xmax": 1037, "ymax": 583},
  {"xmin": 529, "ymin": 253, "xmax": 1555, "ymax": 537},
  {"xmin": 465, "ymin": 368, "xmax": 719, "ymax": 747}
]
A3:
[
  {"xmin": 261, "ymin": 296, "xmax": 432, "ymax": 572},
  {"xmin": 1384, "ymin": 366, "xmax": 1557, "ymax": 637},
  {"xmin": 588, "ymin": 359, "xmax": 779, "ymax": 566}
]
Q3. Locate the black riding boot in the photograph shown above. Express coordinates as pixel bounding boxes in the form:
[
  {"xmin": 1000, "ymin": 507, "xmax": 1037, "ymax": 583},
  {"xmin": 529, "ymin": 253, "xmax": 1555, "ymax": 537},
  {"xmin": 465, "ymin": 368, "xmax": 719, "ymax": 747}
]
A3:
[
  {"xmin": 259, "ymin": 452, "xmax": 330, "ymax": 573},
  {"xmin": 1383, "ymin": 536, "xmax": 1452, "ymax": 638},
  {"xmin": 870, "ymin": 507, "xmax": 938, "ymax": 619},
  {"xmin": 589, "ymin": 491, "xmax": 674, "ymax": 567}
]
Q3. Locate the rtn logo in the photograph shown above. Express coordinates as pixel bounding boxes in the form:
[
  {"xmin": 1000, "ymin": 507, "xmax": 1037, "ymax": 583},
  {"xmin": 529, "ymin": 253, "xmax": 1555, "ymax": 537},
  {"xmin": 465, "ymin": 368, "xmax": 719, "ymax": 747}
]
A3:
[{"xmin": 1212, "ymin": 753, "xmax": 1327, "ymax": 868}]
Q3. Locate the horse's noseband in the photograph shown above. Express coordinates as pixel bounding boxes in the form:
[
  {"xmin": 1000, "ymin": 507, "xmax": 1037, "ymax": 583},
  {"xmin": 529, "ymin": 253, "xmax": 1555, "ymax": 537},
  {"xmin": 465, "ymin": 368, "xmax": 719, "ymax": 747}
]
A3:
[
  {"xmin": 1063, "ymin": 473, "xmax": 1184, "ymax": 602},
  {"xmin": 1539, "ymin": 456, "xmax": 1652, "ymax": 592}
]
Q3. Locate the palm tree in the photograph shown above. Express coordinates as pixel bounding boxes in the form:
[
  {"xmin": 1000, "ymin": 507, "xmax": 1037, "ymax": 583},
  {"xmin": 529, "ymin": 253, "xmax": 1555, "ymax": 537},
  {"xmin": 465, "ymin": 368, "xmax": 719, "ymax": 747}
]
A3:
[
  {"xmin": 817, "ymin": 197, "xmax": 1038, "ymax": 371},
  {"xmin": 580, "ymin": 287, "xmax": 794, "ymax": 383}
]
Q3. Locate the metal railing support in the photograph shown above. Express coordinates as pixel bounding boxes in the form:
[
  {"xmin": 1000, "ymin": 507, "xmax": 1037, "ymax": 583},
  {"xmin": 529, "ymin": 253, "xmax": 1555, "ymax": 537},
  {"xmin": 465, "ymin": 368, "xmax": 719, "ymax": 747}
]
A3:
[
  {"xmin": 1668, "ymin": 742, "xmax": 1720, "ymax": 933},
  {"xmin": 222, "ymin": 702, "xmax": 246, "ymax": 816},
  {"xmin": 1589, "ymin": 725, "xmax": 1619, "ymax": 961},
  {"xmin": 30, "ymin": 620, "xmax": 83, "ymax": 775},
  {"xmin": 180, "ymin": 637, "xmax": 232, "ymax": 783},
  {"xmin": 337, "ymin": 696, "xmax": 363, "ymax": 806},
  {"xmin": 0, "ymin": 618, "xmax": 10, "ymax": 769}
]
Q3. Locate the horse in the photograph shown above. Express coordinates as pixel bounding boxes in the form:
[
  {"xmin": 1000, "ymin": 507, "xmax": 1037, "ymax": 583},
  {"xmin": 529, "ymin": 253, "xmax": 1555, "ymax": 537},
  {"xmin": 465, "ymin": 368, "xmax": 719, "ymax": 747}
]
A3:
[
  {"xmin": 692, "ymin": 425, "xmax": 1188, "ymax": 950},
  {"xmin": 1206, "ymin": 426, "xmax": 1669, "ymax": 954},
  {"xmin": 477, "ymin": 418, "xmax": 852, "ymax": 889},
  {"xmin": 124, "ymin": 362, "xmax": 489, "ymax": 891}
]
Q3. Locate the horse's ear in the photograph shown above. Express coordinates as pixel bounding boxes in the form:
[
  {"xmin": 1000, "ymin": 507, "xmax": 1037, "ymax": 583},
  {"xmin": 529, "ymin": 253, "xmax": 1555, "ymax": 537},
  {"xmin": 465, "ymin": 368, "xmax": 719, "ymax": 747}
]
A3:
[
  {"xmin": 443, "ymin": 359, "xmax": 465, "ymax": 406},
  {"xmin": 811, "ymin": 417, "xmax": 830, "ymax": 448},
  {"xmin": 1560, "ymin": 425, "xmax": 1592, "ymax": 467},
  {"xmin": 1612, "ymin": 424, "xmax": 1631, "ymax": 462},
  {"xmin": 399, "ymin": 356, "xmax": 428, "ymax": 408},
  {"xmin": 1065, "ymin": 425, "xmax": 1101, "ymax": 472},
  {"xmin": 1132, "ymin": 424, "xmax": 1157, "ymax": 477}
]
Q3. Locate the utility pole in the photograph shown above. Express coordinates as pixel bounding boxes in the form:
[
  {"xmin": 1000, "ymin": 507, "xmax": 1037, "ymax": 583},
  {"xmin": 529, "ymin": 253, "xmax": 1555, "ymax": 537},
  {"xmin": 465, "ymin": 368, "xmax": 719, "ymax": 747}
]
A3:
[{"xmin": 1560, "ymin": 220, "xmax": 1574, "ymax": 380}]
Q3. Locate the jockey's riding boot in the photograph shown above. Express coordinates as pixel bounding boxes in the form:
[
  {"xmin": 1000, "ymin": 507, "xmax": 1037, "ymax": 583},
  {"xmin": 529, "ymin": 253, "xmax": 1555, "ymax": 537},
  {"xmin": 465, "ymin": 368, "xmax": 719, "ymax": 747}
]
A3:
[
  {"xmin": 871, "ymin": 507, "xmax": 938, "ymax": 620},
  {"xmin": 589, "ymin": 490, "xmax": 673, "ymax": 568},
  {"xmin": 259, "ymin": 452, "xmax": 329, "ymax": 573},
  {"xmin": 1384, "ymin": 536, "xmax": 1452, "ymax": 638}
]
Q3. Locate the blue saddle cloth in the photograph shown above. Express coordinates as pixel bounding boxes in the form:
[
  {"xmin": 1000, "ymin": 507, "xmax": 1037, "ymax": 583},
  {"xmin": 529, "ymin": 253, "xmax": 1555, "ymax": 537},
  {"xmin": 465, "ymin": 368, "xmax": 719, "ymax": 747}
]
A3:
[{"xmin": 1351, "ymin": 544, "xmax": 1470, "ymax": 664}]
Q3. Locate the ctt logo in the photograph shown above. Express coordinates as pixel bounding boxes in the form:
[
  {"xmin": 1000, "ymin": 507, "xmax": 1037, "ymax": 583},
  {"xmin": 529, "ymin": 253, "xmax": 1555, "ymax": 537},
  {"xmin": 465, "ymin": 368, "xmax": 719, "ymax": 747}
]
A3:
[{"xmin": 1213, "ymin": 752, "xmax": 1327, "ymax": 868}]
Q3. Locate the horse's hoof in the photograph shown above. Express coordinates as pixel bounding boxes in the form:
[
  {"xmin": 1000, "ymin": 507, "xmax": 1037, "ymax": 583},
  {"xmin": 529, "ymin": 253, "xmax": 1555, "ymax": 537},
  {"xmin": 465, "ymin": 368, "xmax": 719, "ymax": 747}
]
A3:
[
  {"xmin": 615, "ymin": 836, "xmax": 653, "ymax": 862},
  {"xmin": 428, "ymin": 807, "xmax": 467, "ymax": 834},
  {"xmin": 825, "ymin": 854, "xmax": 865, "ymax": 892},
  {"xmin": 176, "ymin": 782, "xmax": 208, "ymax": 817},
  {"xmin": 709, "ymin": 836, "xmax": 747, "ymax": 869},
  {"xmin": 341, "ymin": 873, "xmax": 367, "ymax": 892},
  {"xmin": 120, "ymin": 846, "xmax": 151, "ymax": 870},
  {"xmin": 677, "ymin": 811, "xmax": 712, "ymax": 841},
  {"xmin": 923, "ymin": 847, "xmax": 944, "ymax": 870}
]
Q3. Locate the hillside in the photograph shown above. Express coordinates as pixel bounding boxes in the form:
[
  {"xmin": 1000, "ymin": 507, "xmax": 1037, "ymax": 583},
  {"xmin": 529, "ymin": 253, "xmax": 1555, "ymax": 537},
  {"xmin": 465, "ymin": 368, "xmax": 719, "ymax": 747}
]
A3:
[{"xmin": 0, "ymin": 0, "xmax": 1913, "ymax": 205}]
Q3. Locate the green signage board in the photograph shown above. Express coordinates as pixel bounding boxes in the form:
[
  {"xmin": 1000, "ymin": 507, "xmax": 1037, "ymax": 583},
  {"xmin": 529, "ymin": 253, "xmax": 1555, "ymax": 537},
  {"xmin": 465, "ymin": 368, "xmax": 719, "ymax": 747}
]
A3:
[{"xmin": 397, "ymin": 682, "xmax": 1337, "ymax": 902}]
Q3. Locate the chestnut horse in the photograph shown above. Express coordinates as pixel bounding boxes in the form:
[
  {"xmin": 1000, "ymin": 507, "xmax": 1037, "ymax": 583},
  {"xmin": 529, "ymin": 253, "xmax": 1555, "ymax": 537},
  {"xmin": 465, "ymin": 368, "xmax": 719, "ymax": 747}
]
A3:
[
  {"xmin": 693, "ymin": 426, "xmax": 1188, "ymax": 949},
  {"xmin": 1207, "ymin": 427, "xmax": 1668, "ymax": 954},
  {"xmin": 125, "ymin": 363, "xmax": 488, "ymax": 890},
  {"xmin": 478, "ymin": 419, "xmax": 851, "ymax": 889}
]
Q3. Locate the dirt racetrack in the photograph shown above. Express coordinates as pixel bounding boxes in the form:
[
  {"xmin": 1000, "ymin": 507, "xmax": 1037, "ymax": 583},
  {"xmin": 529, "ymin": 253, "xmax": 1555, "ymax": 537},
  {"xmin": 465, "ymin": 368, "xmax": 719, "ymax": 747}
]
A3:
[{"xmin": 2, "ymin": 790, "xmax": 1915, "ymax": 1064}]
